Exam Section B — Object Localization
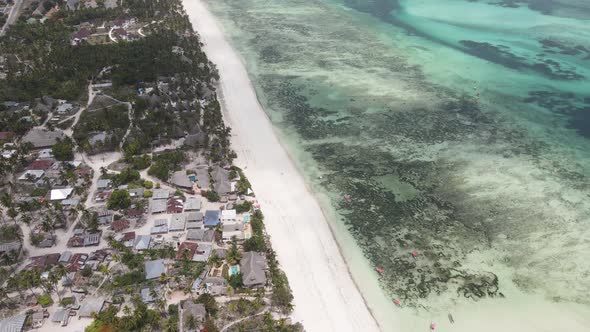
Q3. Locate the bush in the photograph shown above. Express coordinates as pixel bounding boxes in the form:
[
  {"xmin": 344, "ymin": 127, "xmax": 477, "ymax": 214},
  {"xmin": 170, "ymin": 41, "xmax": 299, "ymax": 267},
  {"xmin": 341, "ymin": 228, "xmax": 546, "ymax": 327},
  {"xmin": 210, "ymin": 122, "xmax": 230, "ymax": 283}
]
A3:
[
  {"xmin": 107, "ymin": 190, "xmax": 131, "ymax": 210},
  {"xmin": 196, "ymin": 293, "xmax": 218, "ymax": 317},
  {"xmin": 143, "ymin": 190, "xmax": 153, "ymax": 198},
  {"xmin": 112, "ymin": 168, "xmax": 140, "ymax": 186},
  {"xmin": 168, "ymin": 304, "xmax": 178, "ymax": 316},
  {"xmin": 129, "ymin": 154, "xmax": 152, "ymax": 170},
  {"xmin": 243, "ymin": 235, "xmax": 266, "ymax": 252},
  {"xmin": 147, "ymin": 151, "xmax": 185, "ymax": 181},
  {"xmin": 113, "ymin": 270, "xmax": 144, "ymax": 287},
  {"xmin": 227, "ymin": 273, "xmax": 243, "ymax": 289},
  {"xmin": 30, "ymin": 234, "xmax": 44, "ymax": 246},
  {"xmin": 205, "ymin": 190, "xmax": 219, "ymax": 202},
  {"xmin": 60, "ymin": 297, "xmax": 75, "ymax": 307},
  {"xmin": 37, "ymin": 294, "xmax": 53, "ymax": 307},
  {"xmin": 235, "ymin": 201, "xmax": 252, "ymax": 214},
  {"xmin": 143, "ymin": 180, "xmax": 153, "ymax": 189},
  {"xmin": 52, "ymin": 137, "xmax": 74, "ymax": 161},
  {"xmin": 81, "ymin": 265, "xmax": 93, "ymax": 277},
  {"xmin": 30, "ymin": 187, "xmax": 48, "ymax": 197}
]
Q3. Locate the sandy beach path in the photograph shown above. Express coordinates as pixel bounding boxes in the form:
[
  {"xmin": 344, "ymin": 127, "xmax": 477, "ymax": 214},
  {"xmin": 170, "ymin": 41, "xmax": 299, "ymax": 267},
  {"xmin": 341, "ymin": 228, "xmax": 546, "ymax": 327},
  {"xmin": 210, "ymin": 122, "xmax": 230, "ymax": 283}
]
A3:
[{"xmin": 182, "ymin": 1, "xmax": 382, "ymax": 331}]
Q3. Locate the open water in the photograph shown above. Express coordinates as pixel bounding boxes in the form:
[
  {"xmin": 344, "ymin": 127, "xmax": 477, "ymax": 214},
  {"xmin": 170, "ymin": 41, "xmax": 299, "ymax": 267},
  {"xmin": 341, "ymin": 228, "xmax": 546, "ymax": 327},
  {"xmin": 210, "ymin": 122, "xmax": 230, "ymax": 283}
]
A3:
[{"xmin": 205, "ymin": 0, "xmax": 590, "ymax": 328}]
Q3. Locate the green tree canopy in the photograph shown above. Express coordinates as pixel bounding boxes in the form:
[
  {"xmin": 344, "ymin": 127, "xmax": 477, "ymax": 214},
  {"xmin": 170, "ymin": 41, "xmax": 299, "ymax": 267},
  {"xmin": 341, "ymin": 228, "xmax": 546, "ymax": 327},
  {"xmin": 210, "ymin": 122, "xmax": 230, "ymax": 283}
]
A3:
[{"xmin": 107, "ymin": 190, "xmax": 131, "ymax": 210}]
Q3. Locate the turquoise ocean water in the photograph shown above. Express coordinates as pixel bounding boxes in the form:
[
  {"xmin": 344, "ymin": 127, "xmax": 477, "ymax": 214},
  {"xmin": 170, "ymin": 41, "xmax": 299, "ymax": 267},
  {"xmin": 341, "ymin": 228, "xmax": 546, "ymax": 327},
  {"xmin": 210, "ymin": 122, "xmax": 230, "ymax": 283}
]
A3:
[{"xmin": 206, "ymin": 0, "xmax": 590, "ymax": 322}]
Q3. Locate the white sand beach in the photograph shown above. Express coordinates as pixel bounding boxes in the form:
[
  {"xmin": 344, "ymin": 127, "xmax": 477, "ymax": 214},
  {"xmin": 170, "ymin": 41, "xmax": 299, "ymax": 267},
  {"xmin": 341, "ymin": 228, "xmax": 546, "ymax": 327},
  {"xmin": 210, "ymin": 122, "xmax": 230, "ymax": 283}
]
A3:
[
  {"xmin": 182, "ymin": 2, "xmax": 590, "ymax": 332},
  {"xmin": 182, "ymin": 1, "xmax": 383, "ymax": 331}
]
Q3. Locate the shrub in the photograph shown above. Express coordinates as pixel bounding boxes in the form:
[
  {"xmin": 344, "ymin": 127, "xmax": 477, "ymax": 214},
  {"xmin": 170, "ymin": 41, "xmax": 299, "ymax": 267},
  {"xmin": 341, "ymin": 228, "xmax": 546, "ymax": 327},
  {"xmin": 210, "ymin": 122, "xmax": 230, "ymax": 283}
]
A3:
[
  {"xmin": 112, "ymin": 168, "xmax": 140, "ymax": 186},
  {"xmin": 52, "ymin": 137, "xmax": 75, "ymax": 161},
  {"xmin": 81, "ymin": 265, "xmax": 92, "ymax": 277},
  {"xmin": 196, "ymin": 293, "xmax": 218, "ymax": 317},
  {"xmin": 143, "ymin": 180, "xmax": 153, "ymax": 189},
  {"xmin": 205, "ymin": 190, "xmax": 219, "ymax": 202},
  {"xmin": 107, "ymin": 190, "xmax": 131, "ymax": 210},
  {"xmin": 60, "ymin": 297, "xmax": 75, "ymax": 307},
  {"xmin": 113, "ymin": 270, "xmax": 145, "ymax": 287},
  {"xmin": 129, "ymin": 154, "xmax": 151, "ymax": 170},
  {"xmin": 227, "ymin": 273, "xmax": 243, "ymax": 289},
  {"xmin": 243, "ymin": 235, "xmax": 266, "ymax": 252},
  {"xmin": 30, "ymin": 187, "xmax": 48, "ymax": 197},
  {"xmin": 168, "ymin": 304, "xmax": 178, "ymax": 316},
  {"xmin": 143, "ymin": 190, "xmax": 153, "ymax": 198},
  {"xmin": 37, "ymin": 294, "xmax": 53, "ymax": 307},
  {"xmin": 235, "ymin": 201, "xmax": 252, "ymax": 214}
]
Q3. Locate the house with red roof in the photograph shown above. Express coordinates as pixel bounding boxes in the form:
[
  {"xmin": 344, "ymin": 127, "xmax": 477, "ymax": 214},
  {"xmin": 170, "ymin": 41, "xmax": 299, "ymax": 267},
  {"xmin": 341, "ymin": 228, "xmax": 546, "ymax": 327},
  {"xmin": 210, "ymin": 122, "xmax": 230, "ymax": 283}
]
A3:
[
  {"xmin": 26, "ymin": 159, "xmax": 54, "ymax": 171},
  {"xmin": 175, "ymin": 242, "xmax": 198, "ymax": 261}
]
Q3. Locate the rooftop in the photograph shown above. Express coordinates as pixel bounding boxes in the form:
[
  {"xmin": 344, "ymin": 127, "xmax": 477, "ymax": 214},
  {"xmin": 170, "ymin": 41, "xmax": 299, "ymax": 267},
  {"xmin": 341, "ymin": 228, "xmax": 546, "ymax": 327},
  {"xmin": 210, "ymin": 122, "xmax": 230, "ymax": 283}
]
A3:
[
  {"xmin": 150, "ymin": 199, "xmax": 167, "ymax": 214},
  {"xmin": 0, "ymin": 314, "xmax": 27, "ymax": 332},
  {"xmin": 50, "ymin": 188, "xmax": 73, "ymax": 201},
  {"xmin": 204, "ymin": 210, "xmax": 220, "ymax": 227},
  {"xmin": 186, "ymin": 229, "xmax": 215, "ymax": 242},
  {"xmin": 144, "ymin": 259, "xmax": 166, "ymax": 279},
  {"xmin": 79, "ymin": 297, "xmax": 105, "ymax": 317},
  {"xmin": 170, "ymin": 170, "xmax": 193, "ymax": 188},
  {"xmin": 176, "ymin": 241, "xmax": 198, "ymax": 260},
  {"xmin": 22, "ymin": 129, "xmax": 65, "ymax": 148},
  {"xmin": 184, "ymin": 196, "xmax": 201, "ymax": 211},
  {"xmin": 240, "ymin": 251, "xmax": 267, "ymax": 287},
  {"xmin": 152, "ymin": 188, "xmax": 170, "ymax": 200},
  {"xmin": 186, "ymin": 211, "xmax": 203, "ymax": 222},
  {"xmin": 169, "ymin": 214, "xmax": 186, "ymax": 231},
  {"xmin": 134, "ymin": 235, "xmax": 151, "ymax": 250}
]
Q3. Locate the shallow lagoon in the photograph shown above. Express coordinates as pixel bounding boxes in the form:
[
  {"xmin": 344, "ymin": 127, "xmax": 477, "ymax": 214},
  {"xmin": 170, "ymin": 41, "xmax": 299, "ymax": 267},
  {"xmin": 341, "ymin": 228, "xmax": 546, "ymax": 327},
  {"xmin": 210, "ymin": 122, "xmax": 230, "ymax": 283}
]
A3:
[{"xmin": 205, "ymin": 0, "xmax": 590, "ymax": 329}]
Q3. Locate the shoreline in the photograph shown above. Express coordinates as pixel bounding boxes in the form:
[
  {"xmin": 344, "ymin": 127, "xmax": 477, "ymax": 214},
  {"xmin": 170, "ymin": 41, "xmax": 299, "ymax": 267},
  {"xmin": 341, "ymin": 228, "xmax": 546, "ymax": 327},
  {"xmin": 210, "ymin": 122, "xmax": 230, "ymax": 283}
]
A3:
[
  {"xmin": 182, "ymin": 1, "xmax": 590, "ymax": 332},
  {"xmin": 182, "ymin": 1, "xmax": 385, "ymax": 331}
]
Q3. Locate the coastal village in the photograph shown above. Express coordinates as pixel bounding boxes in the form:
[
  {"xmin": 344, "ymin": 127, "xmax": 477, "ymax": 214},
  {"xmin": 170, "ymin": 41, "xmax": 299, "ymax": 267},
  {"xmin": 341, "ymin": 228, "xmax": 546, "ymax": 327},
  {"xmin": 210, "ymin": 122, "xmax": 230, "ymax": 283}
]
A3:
[{"xmin": 0, "ymin": 0, "xmax": 301, "ymax": 331}]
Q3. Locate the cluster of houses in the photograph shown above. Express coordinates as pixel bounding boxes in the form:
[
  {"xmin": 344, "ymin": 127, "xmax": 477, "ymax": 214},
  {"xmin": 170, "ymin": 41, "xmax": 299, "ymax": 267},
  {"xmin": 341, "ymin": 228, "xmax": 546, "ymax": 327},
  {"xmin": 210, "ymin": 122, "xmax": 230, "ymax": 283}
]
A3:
[
  {"xmin": 3, "ymin": 96, "xmax": 79, "ymax": 128},
  {"xmin": 71, "ymin": 17, "xmax": 144, "ymax": 46}
]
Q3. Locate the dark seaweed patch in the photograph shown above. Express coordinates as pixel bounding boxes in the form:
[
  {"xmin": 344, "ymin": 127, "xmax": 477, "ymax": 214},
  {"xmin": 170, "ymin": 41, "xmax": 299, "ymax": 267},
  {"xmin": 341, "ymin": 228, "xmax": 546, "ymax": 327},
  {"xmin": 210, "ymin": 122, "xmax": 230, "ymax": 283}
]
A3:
[
  {"xmin": 539, "ymin": 39, "xmax": 590, "ymax": 60},
  {"xmin": 460, "ymin": 40, "xmax": 584, "ymax": 80},
  {"xmin": 525, "ymin": 90, "xmax": 590, "ymax": 138}
]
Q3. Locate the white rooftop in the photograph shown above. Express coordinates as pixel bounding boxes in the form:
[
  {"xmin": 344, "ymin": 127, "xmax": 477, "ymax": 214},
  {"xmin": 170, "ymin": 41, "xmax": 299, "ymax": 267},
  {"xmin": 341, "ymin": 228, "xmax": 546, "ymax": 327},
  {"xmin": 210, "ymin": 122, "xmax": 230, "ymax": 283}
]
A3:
[{"xmin": 50, "ymin": 188, "xmax": 74, "ymax": 200}]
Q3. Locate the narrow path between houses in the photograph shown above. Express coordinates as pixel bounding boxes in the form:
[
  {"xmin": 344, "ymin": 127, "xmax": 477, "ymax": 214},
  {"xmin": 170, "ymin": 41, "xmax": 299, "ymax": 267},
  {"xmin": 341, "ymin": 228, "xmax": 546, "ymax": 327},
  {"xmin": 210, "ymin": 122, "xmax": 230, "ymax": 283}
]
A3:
[{"xmin": 220, "ymin": 309, "xmax": 270, "ymax": 332}]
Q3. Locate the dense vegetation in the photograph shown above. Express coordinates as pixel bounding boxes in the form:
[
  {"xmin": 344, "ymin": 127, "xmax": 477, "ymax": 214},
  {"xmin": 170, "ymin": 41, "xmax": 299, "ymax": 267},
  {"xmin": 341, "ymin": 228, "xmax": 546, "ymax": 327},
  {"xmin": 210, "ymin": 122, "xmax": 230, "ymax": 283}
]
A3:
[
  {"xmin": 73, "ymin": 105, "xmax": 130, "ymax": 153},
  {"xmin": 0, "ymin": 21, "xmax": 215, "ymax": 102},
  {"xmin": 52, "ymin": 137, "xmax": 75, "ymax": 161},
  {"xmin": 147, "ymin": 150, "xmax": 185, "ymax": 181}
]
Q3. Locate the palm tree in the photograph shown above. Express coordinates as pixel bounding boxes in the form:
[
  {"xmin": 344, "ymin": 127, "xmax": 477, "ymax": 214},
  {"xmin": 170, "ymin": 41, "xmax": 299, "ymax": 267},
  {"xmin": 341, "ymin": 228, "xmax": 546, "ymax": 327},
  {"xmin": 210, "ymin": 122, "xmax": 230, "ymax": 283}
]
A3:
[
  {"xmin": 42, "ymin": 216, "xmax": 56, "ymax": 239},
  {"xmin": 0, "ymin": 287, "xmax": 8, "ymax": 308},
  {"xmin": 0, "ymin": 192, "xmax": 13, "ymax": 210},
  {"xmin": 123, "ymin": 305, "xmax": 132, "ymax": 316},
  {"xmin": 227, "ymin": 238, "xmax": 241, "ymax": 265},
  {"xmin": 186, "ymin": 314, "xmax": 196, "ymax": 330},
  {"xmin": 55, "ymin": 264, "xmax": 72, "ymax": 293},
  {"xmin": 158, "ymin": 273, "xmax": 168, "ymax": 284},
  {"xmin": 7, "ymin": 207, "xmax": 19, "ymax": 227},
  {"xmin": 1, "ymin": 250, "xmax": 19, "ymax": 274},
  {"xmin": 48, "ymin": 271, "xmax": 62, "ymax": 302},
  {"xmin": 208, "ymin": 251, "xmax": 222, "ymax": 268},
  {"xmin": 7, "ymin": 276, "xmax": 25, "ymax": 301},
  {"xmin": 100, "ymin": 265, "xmax": 112, "ymax": 281},
  {"xmin": 52, "ymin": 202, "xmax": 66, "ymax": 224},
  {"xmin": 20, "ymin": 214, "xmax": 32, "ymax": 233}
]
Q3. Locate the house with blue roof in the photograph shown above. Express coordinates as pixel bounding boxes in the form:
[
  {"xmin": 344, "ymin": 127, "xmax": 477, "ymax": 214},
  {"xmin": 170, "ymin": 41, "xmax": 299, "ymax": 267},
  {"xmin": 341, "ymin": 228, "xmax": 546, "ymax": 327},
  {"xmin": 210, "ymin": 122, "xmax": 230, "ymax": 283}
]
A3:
[{"xmin": 204, "ymin": 210, "xmax": 220, "ymax": 228}]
